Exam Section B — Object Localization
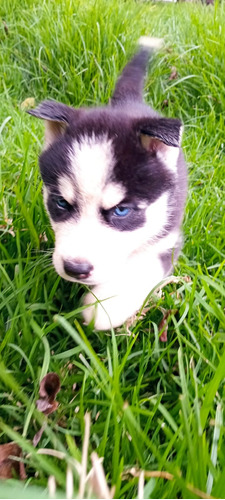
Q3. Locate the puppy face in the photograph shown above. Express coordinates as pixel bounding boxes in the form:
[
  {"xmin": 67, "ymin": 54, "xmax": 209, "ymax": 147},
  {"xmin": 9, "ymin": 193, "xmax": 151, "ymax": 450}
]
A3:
[
  {"xmin": 28, "ymin": 46, "xmax": 184, "ymax": 287},
  {"xmin": 37, "ymin": 108, "xmax": 180, "ymax": 285}
]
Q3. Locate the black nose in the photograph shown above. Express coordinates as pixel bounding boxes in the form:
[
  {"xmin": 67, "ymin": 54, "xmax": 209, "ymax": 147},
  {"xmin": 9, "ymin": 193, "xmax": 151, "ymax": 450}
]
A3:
[{"xmin": 63, "ymin": 260, "xmax": 93, "ymax": 280}]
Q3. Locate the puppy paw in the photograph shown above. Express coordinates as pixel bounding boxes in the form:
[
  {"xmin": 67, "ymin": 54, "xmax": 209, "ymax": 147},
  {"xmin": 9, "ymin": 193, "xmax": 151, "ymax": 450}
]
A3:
[
  {"xmin": 82, "ymin": 291, "xmax": 115, "ymax": 330},
  {"xmin": 82, "ymin": 288, "xmax": 141, "ymax": 331}
]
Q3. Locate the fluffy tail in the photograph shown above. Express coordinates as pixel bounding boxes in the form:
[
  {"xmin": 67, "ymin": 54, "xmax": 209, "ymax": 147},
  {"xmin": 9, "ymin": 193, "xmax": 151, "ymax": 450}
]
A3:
[{"xmin": 111, "ymin": 37, "xmax": 163, "ymax": 106}]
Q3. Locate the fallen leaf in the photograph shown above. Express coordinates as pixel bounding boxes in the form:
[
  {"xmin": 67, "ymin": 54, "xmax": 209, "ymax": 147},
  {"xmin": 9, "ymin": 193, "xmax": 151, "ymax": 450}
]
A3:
[
  {"xmin": 36, "ymin": 398, "xmax": 59, "ymax": 415},
  {"xmin": 159, "ymin": 322, "xmax": 168, "ymax": 342},
  {"xmin": 33, "ymin": 424, "xmax": 46, "ymax": 448},
  {"xmin": 159, "ymin": 309, "xmax": 177, "ymax": 342},
  {"xmin": 162, "ymin": 99, "xmax": 169, "ymax": 108},
  {"xmin": 39, "ymin": 372, "xmax": 60, "ymax": 404},
  {"xmin": 39, "ymin": 231, "xmax": 48, "ymax": 242},
  {"xmin": 20, "ymin": 97, "xmax": 35, "ymax": 110},
  {"xmin": 0, "ymin": 442, "xmax": 26, "ymax": 480},
  {"xmin": 33, "ymin": 372, "xmax": 60, "ymax": 446},
  {"xmin": 169, "ymin": 66, "xmax": 178, "ymax": 81}
]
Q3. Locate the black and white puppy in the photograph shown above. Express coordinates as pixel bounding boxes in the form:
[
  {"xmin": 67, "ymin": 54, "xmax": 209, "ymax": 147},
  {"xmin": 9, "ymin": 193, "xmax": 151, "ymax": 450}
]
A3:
[{"xmin": 28, "ymin": 38, "xmax": 187, "ymax": 330}]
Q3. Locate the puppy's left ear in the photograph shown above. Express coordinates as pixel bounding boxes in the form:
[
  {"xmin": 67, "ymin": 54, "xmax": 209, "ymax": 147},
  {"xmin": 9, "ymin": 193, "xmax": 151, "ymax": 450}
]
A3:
[
  {"xmin": 137, "ymin": 117, "xmax": 183, "ymax": 172},
  {"xmin": 27, "ymin": 100, "xmax": 81, "ymax": 149}
]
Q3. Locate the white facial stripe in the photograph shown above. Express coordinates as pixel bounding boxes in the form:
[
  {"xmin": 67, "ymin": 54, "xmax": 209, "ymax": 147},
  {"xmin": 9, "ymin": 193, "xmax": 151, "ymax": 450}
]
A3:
[
  {"xmin": 157, "ymin": 146, "xmax": 180, "ymax": 173},
  {"xmin": 145, "ymin": 192, "xmax": 169, "ymax": 238},
  {"xmin": 43, "ymin": 185, "xmax": 48, "ymax": 207},
  {"xmin": 69, "ymin": 135, "xmax": 114, "ymax": 202},
  {"xmin": 58, "ymin": 175, "xmax": 76, "ymax": 204},
  {"xmin": 154, "ymin": 230, "xmax": 180, "ymax": 253},
  {"xmin": 101, "ymin": 183, "xmax": 126, "ymax": 210}
]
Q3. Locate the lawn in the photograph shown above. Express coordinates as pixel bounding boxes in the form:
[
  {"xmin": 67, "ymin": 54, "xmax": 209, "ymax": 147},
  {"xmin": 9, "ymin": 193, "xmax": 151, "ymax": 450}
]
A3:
[{"xmin": 0, "ymin": 0, "xmax": 225, "ymax": 498}]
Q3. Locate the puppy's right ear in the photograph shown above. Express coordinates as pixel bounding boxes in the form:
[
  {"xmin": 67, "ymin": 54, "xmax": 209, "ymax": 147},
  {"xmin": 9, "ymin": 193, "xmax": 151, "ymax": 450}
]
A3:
[{"xmin": 27, "ymin": 100, "xmax": 81, "ymax": 149}]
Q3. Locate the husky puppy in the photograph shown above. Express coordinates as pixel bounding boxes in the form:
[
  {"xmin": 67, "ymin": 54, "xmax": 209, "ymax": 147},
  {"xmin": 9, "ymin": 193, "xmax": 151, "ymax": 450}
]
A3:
[{"xmin": 28, "ymin": 38, "xmax": 187, "ymax": 330}]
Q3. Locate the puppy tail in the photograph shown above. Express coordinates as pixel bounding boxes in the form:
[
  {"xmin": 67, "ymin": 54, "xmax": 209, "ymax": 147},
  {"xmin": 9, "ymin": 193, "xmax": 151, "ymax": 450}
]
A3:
[{"xmin": 111, "ymin": 37, "xmax": 163, "ymax": 106}]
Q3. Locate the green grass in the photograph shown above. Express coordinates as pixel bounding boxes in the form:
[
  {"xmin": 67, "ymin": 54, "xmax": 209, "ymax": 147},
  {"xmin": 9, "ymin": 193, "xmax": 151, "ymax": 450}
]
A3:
[{"xmin": 1, "ymin": 0, "xmax": 225, "ymax": 497}]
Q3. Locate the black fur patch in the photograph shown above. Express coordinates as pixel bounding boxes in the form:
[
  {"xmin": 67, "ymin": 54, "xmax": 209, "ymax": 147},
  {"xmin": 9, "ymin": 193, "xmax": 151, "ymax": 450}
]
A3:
[
  {"xmin": 111, "ymin": 49, "xmax": 151, "ymax": 105},
  {"xmin": 111, "ymin": 120, "xmax": 175, "ymax": 203},
  {"xmin": 46, "ymin": 189, "xmax": 79, "ymax": 223},
  {"xmin": 39, "ymin": 107, "xmax": 178, "ymax": 230},
  {"xmin": 68, "ymin": 109, "xmax": 175, "ymax": 204},
  {"xmin": 39, "ymin": 136, "xmax": 73, "ymax": 186}
]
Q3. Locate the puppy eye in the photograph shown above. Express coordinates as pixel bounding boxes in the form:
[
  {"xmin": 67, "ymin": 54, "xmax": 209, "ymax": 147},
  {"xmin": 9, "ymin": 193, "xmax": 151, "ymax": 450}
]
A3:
[
  {"xmin": 113, "ymin": 206, "xmax": 130, "ymax": 217},
  {"xmin": 56, "ymin": 197, "xmax": 71, "ymax": 210}
]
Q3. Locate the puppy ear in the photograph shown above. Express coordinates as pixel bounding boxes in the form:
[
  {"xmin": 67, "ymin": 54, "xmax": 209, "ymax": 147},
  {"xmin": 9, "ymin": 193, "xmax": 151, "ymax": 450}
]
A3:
[
  {"xmin": 138, "ymin": 117, "xmax": 183, "ymax": 172},
  {"xmin": 27, "ymin": 100, "xmax": 80, "ymax": 149}
]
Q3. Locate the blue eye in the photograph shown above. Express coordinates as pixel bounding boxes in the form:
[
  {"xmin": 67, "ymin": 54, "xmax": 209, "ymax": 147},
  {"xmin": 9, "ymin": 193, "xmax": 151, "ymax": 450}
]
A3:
[
  {"xmin": 113, "ymin": 206, "xmax": 130, "ymax": 217},
  {"xmin": 56, "ymin": 197, "xmax": 70, "ymax": 210}
]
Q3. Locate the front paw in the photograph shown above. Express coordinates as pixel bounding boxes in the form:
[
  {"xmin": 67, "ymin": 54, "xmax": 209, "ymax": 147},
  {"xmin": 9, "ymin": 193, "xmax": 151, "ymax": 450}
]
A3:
[
  {"xmin": 82, "ymin": 287, "xmax": 142, "ymax": 331},
  {"xmin": 82, "ymin": 291, "xmax": 115, "ymax": 330}
]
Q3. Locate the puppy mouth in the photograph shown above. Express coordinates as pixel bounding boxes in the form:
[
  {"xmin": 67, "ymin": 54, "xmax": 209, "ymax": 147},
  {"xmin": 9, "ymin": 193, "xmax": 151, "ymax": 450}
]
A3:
[
  {"xmin": 76, "ymin": 273, "xmax": 91, "ymax": 280},
  {"xmin": 65, "ymin": 271, "xmax": 92, "ymax": 281},
  {"xmin": 63, "ymin": 272, "xmax": 98, "ymax": 286}
]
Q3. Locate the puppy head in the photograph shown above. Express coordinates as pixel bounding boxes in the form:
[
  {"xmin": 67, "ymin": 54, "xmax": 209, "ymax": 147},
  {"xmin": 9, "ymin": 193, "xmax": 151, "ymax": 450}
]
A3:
[{"xmin": 28, "ymin": 101, "xmax": 182, "ymax": 285}]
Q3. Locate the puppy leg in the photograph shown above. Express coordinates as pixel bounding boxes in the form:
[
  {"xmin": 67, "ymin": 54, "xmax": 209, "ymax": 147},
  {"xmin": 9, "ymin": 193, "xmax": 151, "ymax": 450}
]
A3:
[
  {"xmin": 82, "ymin": 257, "xmax": 164, "ymax": 330},
  {"xmin": 83, "ymin": 284, "xmax": 141, "ymax": 330}
]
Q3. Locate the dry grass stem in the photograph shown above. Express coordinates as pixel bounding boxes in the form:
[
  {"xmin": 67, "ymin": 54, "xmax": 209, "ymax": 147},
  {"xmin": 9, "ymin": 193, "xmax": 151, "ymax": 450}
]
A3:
[
  {"xmin": 138, "ymin": 470, "xmax": 145, "ymax": 500},
  {"xmin": 78, "ymin": 412, "xmax": 91, "ymax": 498},
  {"xmin": 48, "ymin": 475, "xmax": 56, "ymax": 498},
  {"xmin": 66, "ymin": 465, "xmax": 74, "ymax": 500}
]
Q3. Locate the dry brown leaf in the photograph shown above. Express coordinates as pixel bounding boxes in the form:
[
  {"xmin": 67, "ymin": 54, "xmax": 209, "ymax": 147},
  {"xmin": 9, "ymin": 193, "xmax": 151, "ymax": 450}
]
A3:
[
  {"xmin": 162, "ymin": 99, "xmax": 169, "ymax": 108},
  {"xmin": 20, "ymin": 97, "xmax": 35, "ymax": 110},
  {"xmin": 169, "ymin": 66, "xmax": 178, "ymax": 81},
  {"xmin": 0, "ymin": 442, "xmax": 26, "ymax": 480},
  {"xmin": 159, "ymin": 309, "xmax": 177, "ymax": 342},
  {"xmin": 159, "ymin": 323, "xmax": 168, "ymax": 342},
  {"xmin": 39, "ymin": 231, "xmax": 48, "ymax": 242},
  {"xmin": 32, "ymin": 422, "xmax": 47, "ymax": 448},
  {"xmin": 33, "ymin": 372, "xmax": 60, "ymax": 446},
  {"xmin": 36, "ymin": 399, "xmax": 59, "ymax": 415},
  {"xmin": 39, "ymin": 372, "xmax": 60, "ymax": 404}
]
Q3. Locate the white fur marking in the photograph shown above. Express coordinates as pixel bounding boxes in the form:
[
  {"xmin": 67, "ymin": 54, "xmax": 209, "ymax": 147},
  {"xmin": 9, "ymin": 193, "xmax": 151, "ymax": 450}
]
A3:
[
  {"xmin": 138, "ymin": 36, "xmax": 164, "ymax": 50},
  {"xmin": 70, "ymin": 135, "xmax": 114, "ymax": 201},
  {"xmin": 154, "ymin": 231, "xmax": 180, "ymax": 253},
  {"xmin": 58, "ymin": 175, "xmax": 76, "ymax": 204},
  {"xmin": 157, "ymin": 146, "xmax": 180, "ymax": 173},
  {"xmin": 43, "ymin": 185, "xmax": 48, "ymax": 207},
  {"xmin": 101, "ymin": 183, "xmax": 126, "ymax": 210},
  {"xmin": 145, "ymin": 192, "xmax": 169, "ymax": 238},
  {"xmin": 82, "ymin": 252, "xmax": 165, "ymax": 330}
]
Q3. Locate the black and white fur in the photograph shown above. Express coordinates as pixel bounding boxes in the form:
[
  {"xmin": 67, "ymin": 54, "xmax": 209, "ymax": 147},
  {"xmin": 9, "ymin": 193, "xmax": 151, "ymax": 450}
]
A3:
[{"xmin": 28, "ymin": 38, "xmax": 187, "ymax": 330}]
